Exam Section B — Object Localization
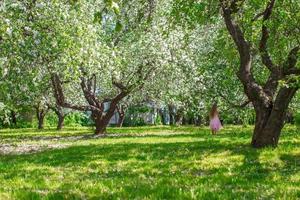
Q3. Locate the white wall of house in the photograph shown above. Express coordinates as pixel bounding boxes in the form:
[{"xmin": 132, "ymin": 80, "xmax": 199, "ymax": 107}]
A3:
[{"xmin": 105, "ymin": 101, "xmax": 158, "ymax": 125}]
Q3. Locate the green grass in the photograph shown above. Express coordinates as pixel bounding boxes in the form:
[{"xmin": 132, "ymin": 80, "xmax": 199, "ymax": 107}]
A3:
[{"xmin": 0, "ymin": 125, "xmax": 299, "ymax": 199}]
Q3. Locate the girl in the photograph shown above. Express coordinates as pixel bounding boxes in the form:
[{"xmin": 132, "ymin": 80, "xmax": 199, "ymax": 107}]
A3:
[{"xmin": 209, "ymin": 103, "xmax": 222, "ymax": 135}]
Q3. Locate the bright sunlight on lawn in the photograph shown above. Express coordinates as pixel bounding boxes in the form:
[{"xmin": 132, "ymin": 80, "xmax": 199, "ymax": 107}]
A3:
[{"xmin": 0, "ymin": 126, "xmax": 299, "ymax": 199}]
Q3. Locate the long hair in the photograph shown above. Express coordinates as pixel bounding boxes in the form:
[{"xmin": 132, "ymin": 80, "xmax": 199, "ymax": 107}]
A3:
[{"xmin": 209, "ymin": 103, "xmax": 218, "ymax": 119}]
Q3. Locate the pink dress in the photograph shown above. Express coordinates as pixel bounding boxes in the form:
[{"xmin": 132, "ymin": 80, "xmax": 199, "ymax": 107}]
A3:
[{"xmin": 210, "ymin": 116, "xmax": 222, "ymax": 131}]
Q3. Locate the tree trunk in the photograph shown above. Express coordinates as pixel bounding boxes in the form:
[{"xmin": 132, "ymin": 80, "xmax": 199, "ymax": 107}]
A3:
[
  {"xmin": 51, "ymin": 72, "xmax": 131, "ymax": 135},
  {"xmin": 168, "ymin": 104, "xmax": 176, "ymax": 125},
  {"xmin": 220, "ymin": 1, "xmax": 299, "ymax": 148},
  {"xmin": 49, "ymin": 105, "xmax": 67, "ymax": 130},
  {"xmin": 92, "ymin": 107, "xmax": 116, "ymax": 135},
  {"xmin": 10, "ymin": 110, "xmax": 17, "ymax": 126},
  {"xmin": 251, "ymin": 88, "xmax": 297, "ymax": 148},
  {"xmin": 252, "ymin": 119, "xmax": 282, "ymax": 148},
  {"xmin": 57, "ymin": 114, "xmax": 65, "ymax": 130},
  {"xmin": 95, "ymin": 120, "xmax": 107, "ymax": 135},
  {"xmin": 117, "ymin": 113, "xmax": 125, "ymax": 127},
  {"xmin": 36, "ymin": 106, "xmax": 48, "ymax": 130},
  {"xmin": 36, "ymin": 109, "xmax": 46, "ymax": 130},
  {"xmin": 116, "ymin": 105, "xmax": 126, "ymax": 127},
  {"xmin": 38, "ymin": 116, "xmax": 45, "ymax": 129},
  {"xmin": 252, "ymin": 107, "xmax": 287, "ymax": 148}
]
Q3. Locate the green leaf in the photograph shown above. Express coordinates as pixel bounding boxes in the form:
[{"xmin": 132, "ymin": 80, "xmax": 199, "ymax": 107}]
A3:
[
  {"xmin": 93, "ymin": 11, "xmax": 102, "ymax": 24},
  {"xmin": 115, "ymin": 21, "xmax": 122, "ymax": 32}
]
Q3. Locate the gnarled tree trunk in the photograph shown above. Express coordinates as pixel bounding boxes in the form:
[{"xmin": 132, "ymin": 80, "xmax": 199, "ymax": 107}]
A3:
[
  {"xmin": 94, "ymin": 119, "xmax": 108, "ymax": 135},
  {"xmin": 91, "ymin": 110, "xmax": 107, "ymax": 135},
  {"xmin": 91, "ymin": 102, "xmax": 121, "ymax": 135},
  {"xmin": 220, "ymin": 0, "xmax": 299, "ymax": 148},
  {"xmin": 251, "ymin": 88, "xmax": 297, "ymax": 147},
  {"xmin": 51, "ymin": 55, "xmax": 155, "ymax": 136}
]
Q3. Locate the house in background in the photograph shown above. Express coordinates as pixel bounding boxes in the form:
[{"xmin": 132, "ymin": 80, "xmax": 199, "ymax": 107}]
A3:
[{"xmin": 105, "ymin": 101, "xmax": 159, "ymax": 126}]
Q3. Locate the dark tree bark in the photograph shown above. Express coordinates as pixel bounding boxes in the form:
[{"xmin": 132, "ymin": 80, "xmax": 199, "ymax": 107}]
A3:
[
  {"xmin": 91, "ymin": 110, "xmax": 107, "ymax": 134},
  {"xmin": 35, "ymin": 103, "xmax": 48, "ymax": 130},
  {"xmin": 251, "ymin": 87, "xmax": 297, "ymax": 147},
  {"xmin": 48, "ymin": 105, "xmax": 68, "ymax": 130},
  {"xmin": 168, "ymin": 104, "xmax": 176, "ymax": 125},
  {"xmin": 10, "ymin": 110, "xmax": 17, "ymax": 126},
  {"xmin": 51, "ymin": 64, "xmax": 154, "ymax": 135},
  {"xmin": 116, "ymin": 104, "xmax": 127, "ymax": 127},
  {"xmin": 37, "ymin": 115, "xmax": 45, "ymax": 129},
  {"xmin": 220, "ymin": 0, "xmax": 299, "ymax": 148},
  {"xmin": 51, "ymin": 74, "xmax": 127, "ymax": 135}
]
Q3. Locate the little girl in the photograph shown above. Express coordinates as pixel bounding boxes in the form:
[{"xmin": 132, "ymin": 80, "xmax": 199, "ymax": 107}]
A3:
[{"xmin": 209, "ymin": 103, "xmax": 222, "ymax": 135}]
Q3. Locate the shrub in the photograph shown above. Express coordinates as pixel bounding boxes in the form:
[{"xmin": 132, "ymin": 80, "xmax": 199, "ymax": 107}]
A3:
[
  {"xmin": 122, "ymin": 105, "xmax": 151, "ymax": 127},
  {"xmin": 45, "ymin": 112, "xmax": 59, "ymax": 127},
  {"xmin": 64, "ymin": 112, "xmax": 93, "ymax": 127},
  {"xmin": 123, "ymin": 116, "xmax": 147, "ymax": 127}
]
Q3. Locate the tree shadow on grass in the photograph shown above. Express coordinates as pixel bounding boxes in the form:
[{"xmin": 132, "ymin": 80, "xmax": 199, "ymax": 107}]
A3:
[
  {"xmin": 279, "ymin": 153, "xmax": 300, "ymax": 179},
  {"xmin": 0, "ymin": 128, "xmax": 93, "ymax": 144},
  {"xmin": 0, "ymin": 127, "xmax": 93, "ymax": 134},
  {"xmin": 0, "ymin": 127, "xmax": 253, "ymax": 146},
  {"xmin": 0, "ymin": 134, "xmax": 298, "ymax": 199},
  {"xmin": 0, "ymin": 137, "xmax": 264, "ymax": 173},
  {"xmin": 0, "ymin": 140, "xmax": 234, "ymax": 199}
]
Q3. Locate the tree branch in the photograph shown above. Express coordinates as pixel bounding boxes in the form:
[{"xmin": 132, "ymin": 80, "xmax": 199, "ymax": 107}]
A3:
[
  {"xmin": 252, "ymin": 12, "xmax": 265, "ymax": 22},
  {"xmin": 219, "ymin": 93, "xmax": 250, "ymax": 108},
  {"xmin": 51, "ymin": 73, "xmax": 100, "ymax": 112},
  {"xmin": 220, "ymin": 0, "xmax": 270, "ymax": 106},
  {"xmin": 259, "ymin": 0, "xmax": 276, "ymax": 72},
  {"xmin": 80, "ymin": 76, "xmax": 101, "ymax": 108},
  {"xmin": 283, "ymin": 46, "xmax": 300, "ymax": 75},
  {"xmin": 127, "ymin": 61, "xmax": 156, "ymax": 91},
  {"xmin": 112, "ymin": 77, "xmax": 128, "ymax": 91}
]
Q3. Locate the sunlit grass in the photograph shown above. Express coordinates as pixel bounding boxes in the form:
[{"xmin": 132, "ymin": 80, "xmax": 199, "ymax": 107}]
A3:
[{"xmin": 0, "ymin": 125, "xmax": 299, "ymax": 199}]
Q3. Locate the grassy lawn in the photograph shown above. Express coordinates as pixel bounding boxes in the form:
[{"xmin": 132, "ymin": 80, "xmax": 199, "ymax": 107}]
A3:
[{"xmin": 0, "ymin": 126, "xmax": 299, "ymax": 199}]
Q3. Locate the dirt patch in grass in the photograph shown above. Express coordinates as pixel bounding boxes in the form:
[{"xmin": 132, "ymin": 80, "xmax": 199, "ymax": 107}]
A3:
[{"xmin": 0, "ymin": 143, "xmax": 70, "ymax": 155}]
